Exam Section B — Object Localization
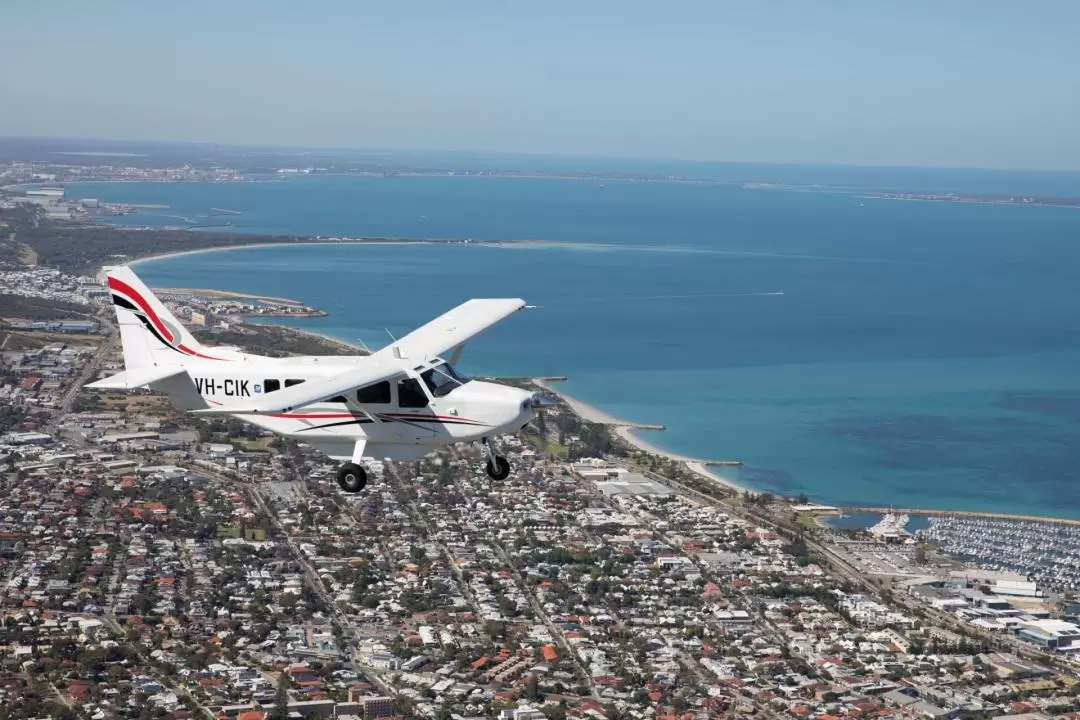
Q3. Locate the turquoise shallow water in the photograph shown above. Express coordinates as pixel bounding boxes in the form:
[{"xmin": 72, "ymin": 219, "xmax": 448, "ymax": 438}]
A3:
[{"xmin": 63, "ymin": 170, "xmax": 1080, "ymax": 517}]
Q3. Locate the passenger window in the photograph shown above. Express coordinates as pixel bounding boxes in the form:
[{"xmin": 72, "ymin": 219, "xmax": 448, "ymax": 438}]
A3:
[
  {"xmin": 285, "ymin": 378, "xmax": 305, "ymax": 388},
  {"xmin": 356, "ymin": 381, "xmax": 391, "ymax": 404},
  {"xmin": 397, "ymin": 379, "xmax": 429, "ymax": 408},
  {"xmin": 330, "ymin": 395, "xmax": 348, "ymax": 403},
  {"xmin": 263, "ymin": 379, "xmax": 281, "ymax": 393}
]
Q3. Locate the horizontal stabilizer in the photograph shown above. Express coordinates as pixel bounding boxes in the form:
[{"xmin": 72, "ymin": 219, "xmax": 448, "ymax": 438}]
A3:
[
  {"xmin": 86, "ymin": 366, "xmax": 189, "ymax": 391},
  {"xmin": 188, "ymin": 361, "xmax": 405, "ymax": 415}
]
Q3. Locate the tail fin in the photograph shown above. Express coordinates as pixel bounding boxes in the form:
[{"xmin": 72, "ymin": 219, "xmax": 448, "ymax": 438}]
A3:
[{"xmin": 102, "ymin": 265, "xmax": 226, "ymax": 368}]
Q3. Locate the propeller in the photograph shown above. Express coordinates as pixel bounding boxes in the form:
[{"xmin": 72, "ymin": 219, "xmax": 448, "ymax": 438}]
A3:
[
  {"xmin": 527, "ymin": 393, "xmax": 559, "ymax": 442},
  {"xmin": 527, "ymin": 393, "xmax": 559, "ymax": 410}
]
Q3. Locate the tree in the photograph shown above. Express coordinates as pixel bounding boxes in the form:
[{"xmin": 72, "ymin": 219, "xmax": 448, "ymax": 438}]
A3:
[{"xmin": 268, "ymin": 672, "xmax": 290, "ymax": 720}]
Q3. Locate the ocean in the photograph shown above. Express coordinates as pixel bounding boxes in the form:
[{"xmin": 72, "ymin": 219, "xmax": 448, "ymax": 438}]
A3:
[{"xmin": 62, "ymin": 168, "xmax": 1080, "ymax": 518}]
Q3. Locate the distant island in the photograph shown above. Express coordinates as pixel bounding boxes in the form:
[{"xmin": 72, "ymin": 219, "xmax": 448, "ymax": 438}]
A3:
[{"xmin": 744, "ymin": 181, "xmax": 1080, "ymax": 209}]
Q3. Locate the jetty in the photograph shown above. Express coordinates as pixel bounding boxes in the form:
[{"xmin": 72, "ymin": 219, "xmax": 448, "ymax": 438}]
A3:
[
  {"xmin": 530, "ymin": 376, "xmax": 741, "ymax": 467},
  {"xmin": 532, "ymin": 378, "xmax": 665, "ymax": 430}
]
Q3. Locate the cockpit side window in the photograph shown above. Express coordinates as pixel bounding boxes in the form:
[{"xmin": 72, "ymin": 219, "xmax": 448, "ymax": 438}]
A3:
[
  {"xmin": 420, "ymin": 361, "xmax": 471, "ymax": 398},
  {"xmin": 357, "ymin": 381, "xmax": 391, "ymax": 404},
  {"xmin": 397, "ymin": 378, "xmax": 429, "ymax": 408}
]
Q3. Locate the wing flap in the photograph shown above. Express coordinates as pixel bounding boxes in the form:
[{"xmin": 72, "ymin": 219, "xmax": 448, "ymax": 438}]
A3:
[
  {"xmin": 85, "ymin": 366, "xmax": 189, "ymax": 390},
  {"xmin": 376, "ymin": 298, "xmax": 526, "ymax": 362}
]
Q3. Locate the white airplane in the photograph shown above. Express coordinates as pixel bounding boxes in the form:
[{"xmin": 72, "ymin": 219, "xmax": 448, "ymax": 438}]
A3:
[{"xmin": 86, "ymin": 266, "xmax": 547, "ymax": 493}]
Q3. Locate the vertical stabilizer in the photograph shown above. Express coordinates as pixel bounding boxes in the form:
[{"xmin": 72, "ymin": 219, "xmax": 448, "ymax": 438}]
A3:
[{"xmin": 102, "ymin": 265, "xmax": 226, "ymax": 368}]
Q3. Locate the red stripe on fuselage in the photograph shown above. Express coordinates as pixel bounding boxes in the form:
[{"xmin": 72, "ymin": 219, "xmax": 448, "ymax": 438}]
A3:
[
  {"xmin": 269, "ymin": 411, "xmax": 485, "ymax": 425},
  {"xmin": 178, "ymin": 343, "xmax": 227, "ymax": 361},
  {"xmin": 386, "ymin": 412, "xmax": 485, "ymax": 424}
]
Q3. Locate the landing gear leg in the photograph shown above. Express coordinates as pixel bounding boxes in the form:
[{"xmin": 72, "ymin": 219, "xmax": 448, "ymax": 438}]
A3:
[{"xmin": 482, "ymin": 436, "xmax": 511, "ymax": 481}]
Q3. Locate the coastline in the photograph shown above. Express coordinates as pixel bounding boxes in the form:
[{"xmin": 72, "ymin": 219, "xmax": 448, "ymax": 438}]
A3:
[
  {"xmin": 124, "ymin": 237, "xmax": 632, "ymax": 268},
  {"xmin": 120, "ymin": 233, "xmax": 753, "ymax": 496},
  {"xmin": 238, "ymin": 317, "xmax": 369, "ymax": 355},
  {"xmin": 128, "ymin": 236, "xmax": 747, "ymax": 491},
  {"xmin": 532, "ymin": 378, "xmax": 637, "ymax": 425},
  {"xmin": 126, "ymin": 238, "xmax": 448, "ymax": 267},
  {"xmin": 533, "ymin": 378, "xmax": 751, "ymax": 495},
  {"xmin": 157, "ymin": 287, "xmax": 307, "ymax": 305}
]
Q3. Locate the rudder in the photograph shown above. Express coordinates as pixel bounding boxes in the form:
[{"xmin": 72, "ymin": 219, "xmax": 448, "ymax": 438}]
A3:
[{"xmin": 102, "ymin": 265, "xmax": 225, "ymax": 368}]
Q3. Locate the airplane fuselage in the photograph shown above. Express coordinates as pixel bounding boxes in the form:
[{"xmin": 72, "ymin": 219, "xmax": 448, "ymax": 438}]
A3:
[{"xmin": 156, "ymin": 353, "xmax": 535, "ymax": 462}]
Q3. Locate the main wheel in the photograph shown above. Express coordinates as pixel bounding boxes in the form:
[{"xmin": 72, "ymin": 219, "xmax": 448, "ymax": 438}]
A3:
[
  {"xmin": 336, "ymin": 463, "xmax": 367, "ymax": 493},
  {"xmin": 485, "ymin": 456, "xmax": 511, "ymax": 481}
]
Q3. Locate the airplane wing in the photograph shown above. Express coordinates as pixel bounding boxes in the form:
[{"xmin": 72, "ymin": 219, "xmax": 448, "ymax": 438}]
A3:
[
  {"xmin": 375, "ymin": 298, "xmax": 526, "ymax": 362},
  {"xmin": 189, "ymin": 361, "xmax": 405, "ymax": 415}
]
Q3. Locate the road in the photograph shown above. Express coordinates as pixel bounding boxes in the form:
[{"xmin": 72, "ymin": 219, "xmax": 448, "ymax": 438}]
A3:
[
  {"xmin": 384, "ymin": 462, "xmax": 495, "ymax": 644},
  {"xmin": 490, "ymin": 541, "xmax": 601, "ymax": 700},
  {"xmin": 190, "ymin": 464, "xmax": 399, "ymax": 697},
  {"xmin": 45, "ymin": 332, "xmax": 117, "ymax": 433}
]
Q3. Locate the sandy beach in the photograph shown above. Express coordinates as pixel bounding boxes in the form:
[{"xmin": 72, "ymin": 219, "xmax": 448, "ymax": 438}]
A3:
[
  {"xmin": 534, "ymin": 378, "xmax": 752, "ymax": 494},
  {"xmin": 125, "ymin": 238, "xmax": 449, "ymax": 267},
  {"xmin": 124, "ymin": 236, "xmax": 637, "ymax": 269},
  {"xmin": 155, "ymin": 287, "xmax": 306, "ymax": 305},
  {"xmin": 532, "ymin": 378, "xmax": 637, "ymax": 425}
]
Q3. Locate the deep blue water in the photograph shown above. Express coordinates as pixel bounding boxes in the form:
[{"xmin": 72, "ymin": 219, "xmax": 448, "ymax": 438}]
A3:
[{"xmin": 61, "ymin": 170, "xmax": 1080, "ymax": 518}]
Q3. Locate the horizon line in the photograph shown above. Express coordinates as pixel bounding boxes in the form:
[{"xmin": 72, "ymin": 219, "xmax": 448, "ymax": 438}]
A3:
[{"xmin": 2, "ymin": 134, "xmax": 1079, "ymax": 176}]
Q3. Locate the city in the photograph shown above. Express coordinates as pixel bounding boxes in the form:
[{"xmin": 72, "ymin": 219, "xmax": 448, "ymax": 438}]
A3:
[{"xmin": 5, "ymin": 230, "xmax": 1080, "ymax": 720}]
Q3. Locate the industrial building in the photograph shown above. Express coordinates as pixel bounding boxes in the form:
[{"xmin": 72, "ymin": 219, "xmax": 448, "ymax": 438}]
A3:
[{"xmin": 1015, "ymin": 619, "xmax": 1080, "ymax": 650}]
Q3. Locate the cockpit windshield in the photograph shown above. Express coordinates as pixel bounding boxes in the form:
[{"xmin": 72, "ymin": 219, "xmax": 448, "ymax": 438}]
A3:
[{"xmin": 420, "ymin": 361, "xmax": 471, "ymax": 398}]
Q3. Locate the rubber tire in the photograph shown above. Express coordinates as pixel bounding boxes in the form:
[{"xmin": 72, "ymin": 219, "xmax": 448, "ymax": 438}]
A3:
[
  {"xmin": 336, "ymin": 463, "xmax": 367, "ymax": 493},
  {"xmin": 486, "ymin": 456, "xmax": 511, "ymax": 481}
]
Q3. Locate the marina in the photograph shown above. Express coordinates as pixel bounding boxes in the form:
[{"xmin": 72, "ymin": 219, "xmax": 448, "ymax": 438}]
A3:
[
  {"xmin": 920, "ymin": 515, "xmax": 1080, "ymax": 592},
  {"xmin": 868, "ymin": 512, "xmax": 912, "ymax": 542}
]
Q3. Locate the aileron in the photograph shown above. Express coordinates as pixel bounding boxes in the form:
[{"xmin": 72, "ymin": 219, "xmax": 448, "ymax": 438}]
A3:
[{"xmin": 376, "ymin": 298, "xmax": 526, "ymax": 362}]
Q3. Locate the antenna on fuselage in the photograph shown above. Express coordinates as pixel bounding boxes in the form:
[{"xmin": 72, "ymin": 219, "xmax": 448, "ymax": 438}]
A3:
[
  {"xmin": 449, "ymin": 344, "xmax": 465, "ymax": 366},
  {"xmin": 384, "ymin": 328, "xmax": 406, "ymax": 359}
]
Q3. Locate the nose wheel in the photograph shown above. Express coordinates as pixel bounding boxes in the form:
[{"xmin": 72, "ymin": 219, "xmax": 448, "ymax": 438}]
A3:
[
  {"xmin": 336, "ymin": 462, "xmax": 368, "ymax": 493},
  {"xmin": 482, "ymin": 437, "xmax": 511, "ymax": 481}
]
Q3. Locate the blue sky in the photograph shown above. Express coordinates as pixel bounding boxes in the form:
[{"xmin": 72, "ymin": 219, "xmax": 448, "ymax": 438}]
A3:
[{"xmin": 2, "ymin": 1, "xmax": 1078, "ymax": 169}]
